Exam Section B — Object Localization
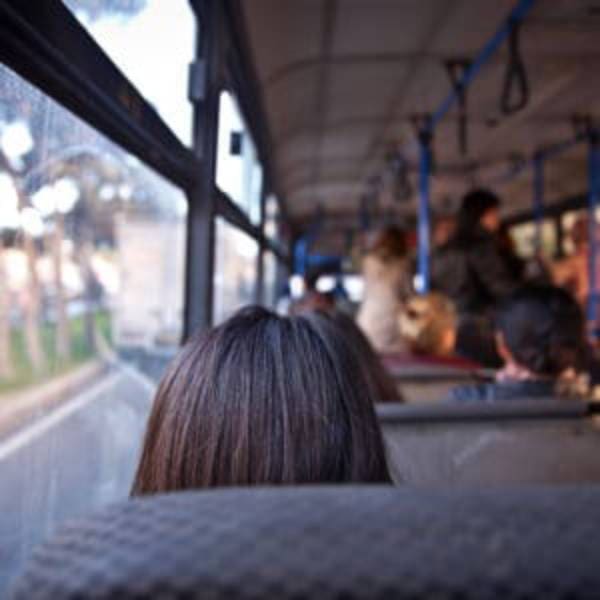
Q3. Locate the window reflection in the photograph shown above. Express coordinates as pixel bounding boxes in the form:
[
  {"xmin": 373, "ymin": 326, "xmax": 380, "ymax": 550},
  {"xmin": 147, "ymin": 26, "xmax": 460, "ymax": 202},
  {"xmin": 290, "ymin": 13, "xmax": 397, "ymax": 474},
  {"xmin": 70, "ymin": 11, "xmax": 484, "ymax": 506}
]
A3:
[
  {"xmin": 0, "ymin": 63, "xmax": 186, "ymax": 593},
  {"xmin": 63, "ymin": 0, "xmax": 195, "ymax": 144},
  {"xmin": 213, "ymin": 217, "xmax": 258, "ymax": 324}
]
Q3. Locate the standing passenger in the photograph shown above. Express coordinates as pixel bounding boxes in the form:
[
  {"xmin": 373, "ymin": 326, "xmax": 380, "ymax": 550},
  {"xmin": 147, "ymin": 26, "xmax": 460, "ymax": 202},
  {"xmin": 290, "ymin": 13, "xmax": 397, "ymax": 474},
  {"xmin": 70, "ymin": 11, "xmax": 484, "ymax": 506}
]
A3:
[
  {"xmin": 357, "ymin": 226, "xmax": 412, "ymax": 353},
  {"xmin": 431, "ymin": 189, "xmax": 520, "ymax": 366}
]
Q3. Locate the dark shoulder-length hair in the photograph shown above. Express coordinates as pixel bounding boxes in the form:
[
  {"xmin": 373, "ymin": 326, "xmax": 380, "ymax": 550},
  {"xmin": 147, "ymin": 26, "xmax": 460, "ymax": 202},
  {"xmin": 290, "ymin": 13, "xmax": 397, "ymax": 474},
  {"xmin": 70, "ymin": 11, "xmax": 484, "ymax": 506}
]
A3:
[
  {"xmin": 304, "ymin": 310, "xmax": 403, "ymax": 404},
  {"xmin": 455, "ymin": 188, "xmax": 500, "ymax": 238},
  {"xmin": 496, "ymin": 285, "xmax": 585, "ymax": 376},
  {"xmin": 131, "ymin": 307, "xmax": 391, "ymax": 495}
]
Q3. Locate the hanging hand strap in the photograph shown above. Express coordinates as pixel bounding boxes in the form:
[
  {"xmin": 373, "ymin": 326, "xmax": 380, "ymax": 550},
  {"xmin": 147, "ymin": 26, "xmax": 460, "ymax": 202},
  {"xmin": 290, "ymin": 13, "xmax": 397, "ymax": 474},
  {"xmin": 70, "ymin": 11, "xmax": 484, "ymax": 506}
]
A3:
[{"xmin": 500, "ymin": 21, "xmax": 530, "ymax": 115}]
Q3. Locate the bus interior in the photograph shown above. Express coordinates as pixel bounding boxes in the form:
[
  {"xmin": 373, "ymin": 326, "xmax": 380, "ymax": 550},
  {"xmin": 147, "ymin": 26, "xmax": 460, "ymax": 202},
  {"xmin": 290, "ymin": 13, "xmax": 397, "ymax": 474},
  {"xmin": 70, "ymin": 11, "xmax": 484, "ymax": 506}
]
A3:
[{"xmin": 1, "ymin": 0, "xmax": 600, "ymax": 597}]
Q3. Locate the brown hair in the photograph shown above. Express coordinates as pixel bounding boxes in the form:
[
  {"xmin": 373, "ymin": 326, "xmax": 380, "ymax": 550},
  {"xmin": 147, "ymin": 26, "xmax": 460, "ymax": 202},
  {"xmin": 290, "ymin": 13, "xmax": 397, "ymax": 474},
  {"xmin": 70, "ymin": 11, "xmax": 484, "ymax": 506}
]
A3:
[
  {"xmin": 398, "ymin": 293, "xmax": 457, "ymax": 356},
  {"xmin": 364, "ymin": 226, "xmax": 407, "ymax": 263},
  {"xmin": 496, "ymin": 285, "xmax": 584, "ymax": 376},
  {"xmin": 307, "ymin": 310, "xmax": 403, "ymax": 403},
  {"xmin": 131, "ymin": 307, "xmax": 391, "ymax": 495}
]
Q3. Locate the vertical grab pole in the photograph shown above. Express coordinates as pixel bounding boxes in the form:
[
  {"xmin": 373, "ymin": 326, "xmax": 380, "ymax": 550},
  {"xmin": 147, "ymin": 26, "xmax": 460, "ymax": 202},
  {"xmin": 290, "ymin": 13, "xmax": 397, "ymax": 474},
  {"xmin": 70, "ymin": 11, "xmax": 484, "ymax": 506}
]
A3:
[
  {"xmin": 417, "ymin": 128, "xmax": 432, "ymax": 294},
  {"xmin": 294, "ymin": 237, "xmax": 308, "ymax": 277},
  {"xmin": 533, "ymin": 152, "xmax": 544, "ymax": 253},
  {"xmin": 587, "ymin": 131, "xmax": 600, "ymax": 339},
  {"xmin": 183, "ymin": 0, "xmax": 223, "ymax": 338}
]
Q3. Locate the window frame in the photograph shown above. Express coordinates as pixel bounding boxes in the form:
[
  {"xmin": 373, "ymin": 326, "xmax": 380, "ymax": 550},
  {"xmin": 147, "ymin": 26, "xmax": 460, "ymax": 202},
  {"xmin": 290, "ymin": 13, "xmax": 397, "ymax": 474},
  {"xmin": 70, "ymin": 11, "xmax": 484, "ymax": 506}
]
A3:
[{"xmin": 0, "ymin": 0, "xmax": 291, "ymax": 338}]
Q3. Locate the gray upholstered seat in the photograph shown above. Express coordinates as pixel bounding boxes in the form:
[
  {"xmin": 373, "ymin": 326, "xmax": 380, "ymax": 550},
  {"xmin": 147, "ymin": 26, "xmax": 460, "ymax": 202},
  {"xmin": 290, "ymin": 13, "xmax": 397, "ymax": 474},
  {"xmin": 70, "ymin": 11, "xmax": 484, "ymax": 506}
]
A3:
[
  {"xmin": 12, "ymin": 485, "xmax": 600, "ymax": 599},
  {"xmin": 378, "ymin": 400, "xmax": 600, "ymax": 485}
]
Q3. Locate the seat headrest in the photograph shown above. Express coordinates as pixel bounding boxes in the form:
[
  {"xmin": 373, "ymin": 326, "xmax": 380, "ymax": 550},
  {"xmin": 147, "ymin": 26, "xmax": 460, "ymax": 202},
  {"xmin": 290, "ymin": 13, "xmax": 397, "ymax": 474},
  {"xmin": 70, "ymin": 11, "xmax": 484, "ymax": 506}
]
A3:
[{"xmin": 12, "ymin": 485, "xmax": 600, "ymax": 599}]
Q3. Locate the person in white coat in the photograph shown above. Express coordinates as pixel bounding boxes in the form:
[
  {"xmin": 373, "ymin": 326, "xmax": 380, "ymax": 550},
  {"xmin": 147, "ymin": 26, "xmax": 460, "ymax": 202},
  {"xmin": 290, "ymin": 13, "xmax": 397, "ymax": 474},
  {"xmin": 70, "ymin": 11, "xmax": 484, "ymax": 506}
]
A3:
[{"xmin": 357, "ymin": 226, "xmax": 412, "ymax": 353}]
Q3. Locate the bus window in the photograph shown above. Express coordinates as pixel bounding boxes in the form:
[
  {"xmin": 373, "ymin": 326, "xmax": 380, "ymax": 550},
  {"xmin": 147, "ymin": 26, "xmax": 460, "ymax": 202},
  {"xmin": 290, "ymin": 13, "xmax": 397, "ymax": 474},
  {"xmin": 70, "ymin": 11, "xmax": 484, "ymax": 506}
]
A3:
[
  {"xmin": 63, "ymin": 0, "xmax": 195, "ymax": 145},
  {"xmin": 0, "ymin": 62, "xmax": 186, "ymax": 593},
  {"xmin": 216, "ymin": 92, "xmax": 263, "ymax": 225},
  {"xmin": 213, "ymin": 217, "xmax": 258, "ymax": 324},
  {"xmin": 511, "ymin": 219, "xmax": 557, "ymax": 259},
  {"xmin": 262, "ymin": 251, "xmax": 278, "ymax": 309},
  {"xmin": 561, "ymin": 210, "xmax": 587, "ymax": 256},
  {"xmin": 264, "ymin": 194, "xmax": 280, "ymax": 241}
]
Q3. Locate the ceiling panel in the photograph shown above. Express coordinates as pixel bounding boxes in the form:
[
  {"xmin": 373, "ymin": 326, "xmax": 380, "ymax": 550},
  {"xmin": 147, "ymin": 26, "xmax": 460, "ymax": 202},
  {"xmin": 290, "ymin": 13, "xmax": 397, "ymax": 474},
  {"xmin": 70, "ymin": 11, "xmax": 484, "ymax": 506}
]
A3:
[
  {"xmin": 326, "ymin": 63, "xmax": 408, "ymax": 121},
  {"xmin": 333, "ymin": 0, "xmax": 441, "ymax": 55},
  {"xmin": 242, "ymin": 0, "xmax": 324, "ymax": 82},
  {"xmin": 265, "ymin": 68, "xmax": 320, "ymax": 139},
  {"xmin": 241, "ymin": 0, "xmax": 600, "ymax": 225}
]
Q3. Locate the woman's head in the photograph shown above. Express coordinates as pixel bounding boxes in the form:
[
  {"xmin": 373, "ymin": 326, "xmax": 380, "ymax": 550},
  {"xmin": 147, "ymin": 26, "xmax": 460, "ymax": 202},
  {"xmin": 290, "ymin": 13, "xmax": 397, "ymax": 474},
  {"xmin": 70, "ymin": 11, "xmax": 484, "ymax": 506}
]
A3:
[
  {"xmin": 364, "ymin": 225, "xmax": 407, "ymax": 262},
  {"xmin": 398, "ymin": 293, "xmax": 457, "ymax": 357},
  {"xmin": 457, "ymin": 188, "xmax": 501, "ymax": 235},
  {"xmin": 496, "ymin": 286, "xmax": 584, "ymax": 377},
  {"xmin": 132, "ymin": 307, "xmax": 391, "ymax": 495}
]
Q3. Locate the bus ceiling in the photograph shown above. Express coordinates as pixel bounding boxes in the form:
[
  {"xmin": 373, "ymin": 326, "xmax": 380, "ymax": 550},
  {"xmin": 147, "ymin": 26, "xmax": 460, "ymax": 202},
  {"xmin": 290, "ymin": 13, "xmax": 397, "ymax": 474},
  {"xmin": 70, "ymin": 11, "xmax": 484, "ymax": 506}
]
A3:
[{"xmin": 239, "ymin": 0, "xmax": 600, "ymax": 247}]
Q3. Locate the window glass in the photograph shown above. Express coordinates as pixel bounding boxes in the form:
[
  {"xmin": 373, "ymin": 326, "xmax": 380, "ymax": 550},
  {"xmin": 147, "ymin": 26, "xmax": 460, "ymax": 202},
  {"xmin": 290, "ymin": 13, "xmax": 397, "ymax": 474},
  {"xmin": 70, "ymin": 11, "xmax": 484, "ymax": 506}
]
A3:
[
  {"xmin": 213, "ymin": 218, "xmax": 258, "ymax": 324},
  {"xmin": 216, "ymin": 92, "xmax": 263, "ymax": 224},
  {"xmin": 0, "ymin": 63, "xmax": 186, "ymax": 593},
  {"xmin": 510, "ymin": 219, "xmax": 557, "ymax": 259},
  {"xmin": 264, "ymin": 194, "xmax": 279, "ymax": 240},
  {"xmin": 262, "ymin": 251, "xmax": 277, "ymax": 309},
  {"xmin": 63, "ymin": 0, "xmax": 195, "ymax": 145}
]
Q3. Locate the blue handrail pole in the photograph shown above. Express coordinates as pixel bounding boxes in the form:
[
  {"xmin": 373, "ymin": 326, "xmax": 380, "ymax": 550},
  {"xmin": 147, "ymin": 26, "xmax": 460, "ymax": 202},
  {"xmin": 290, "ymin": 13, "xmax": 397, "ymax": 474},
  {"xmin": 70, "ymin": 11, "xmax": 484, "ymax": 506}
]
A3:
[
  {"xmin": 533, "ymin": 153, "xmax": 544, "ymax": 252},
  {"xmin": 417, "ymin": 130, "xmax": 432, "ymax": 294},
  {"xmin": 492, "ymin": 131, "xmax": 587, "ymax": 187},
  {"xmin": 306, "ymin": 254, "xmax": 342, "ymax": 273},
  {"xmin": 294, "ymin": 216, "xmax": 324, "ymax": 275},
  {"xmin": 587, "ymin": 132, "xmax": 600, "ymax": 338},
  {"xmin": 429, "ymin": 0, "xmax": 537, "ymax": 134},
  {"xmin": 294, "ymin": 237, "xmax": 309, "ymax": 276}
]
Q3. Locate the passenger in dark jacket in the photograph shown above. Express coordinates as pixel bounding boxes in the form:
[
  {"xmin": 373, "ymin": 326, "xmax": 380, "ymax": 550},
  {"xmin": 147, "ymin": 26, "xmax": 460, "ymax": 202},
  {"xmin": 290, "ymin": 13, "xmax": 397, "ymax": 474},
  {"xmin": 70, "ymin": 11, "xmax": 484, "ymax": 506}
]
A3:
[
  {"xmin": 449, "ymin": 286, "xmax": 588, "ymax": 402},
  {"xmin": 431, "ymin": 189, "xmax": 521, "ymax": 366},
  {"xmin": 431, "ymin": 189, "xmax": 519, "ymax": 315}
]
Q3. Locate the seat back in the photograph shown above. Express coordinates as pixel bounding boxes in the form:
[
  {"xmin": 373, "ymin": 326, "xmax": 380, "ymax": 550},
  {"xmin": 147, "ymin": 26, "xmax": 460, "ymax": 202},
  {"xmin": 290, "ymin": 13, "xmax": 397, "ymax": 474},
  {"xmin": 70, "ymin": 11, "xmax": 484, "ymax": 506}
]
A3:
[
  {"xmin": 378, "ymin": 400, "xmax": 600, "ymax": 485},
  {"xmin": 386, "ymin": 362, "xmax": 492, "ymax": 403},
  {"xmin": 12, "ymin": 485, "xmax": 600, "ymax": 599}
]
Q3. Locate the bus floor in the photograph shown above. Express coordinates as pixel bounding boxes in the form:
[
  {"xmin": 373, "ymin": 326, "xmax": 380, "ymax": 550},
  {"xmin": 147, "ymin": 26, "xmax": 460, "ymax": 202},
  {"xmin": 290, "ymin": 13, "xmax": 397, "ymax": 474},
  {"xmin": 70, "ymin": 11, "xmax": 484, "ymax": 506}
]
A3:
[{"xmin": 0, "ymin": 364, "xmax": 154, "ymax": 596}]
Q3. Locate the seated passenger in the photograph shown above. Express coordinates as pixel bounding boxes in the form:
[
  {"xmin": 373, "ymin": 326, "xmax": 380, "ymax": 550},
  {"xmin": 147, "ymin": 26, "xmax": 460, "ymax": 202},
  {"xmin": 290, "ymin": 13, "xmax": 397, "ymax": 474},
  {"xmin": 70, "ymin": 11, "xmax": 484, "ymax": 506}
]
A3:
[
  {"xmin": 131, "ymin": 307, "xmax": 392, "ymax": 495},
  {"xmin": 289, "ymin": 288, "xmax": 335, "ymax": 314},
  {"xmin": 357, "ymin": 226, "xmax": 412, "ymax": 353},
  {"xmin": 289, "ymin": 269, "xmax": 337, "ymax": 315},
  {"xmin": 448, "ymin": 286, "xmax": 587, "ymax": 402},
  {"xmin": 388, "ymin": 292, "xmax": 480, "ymax": 371}
]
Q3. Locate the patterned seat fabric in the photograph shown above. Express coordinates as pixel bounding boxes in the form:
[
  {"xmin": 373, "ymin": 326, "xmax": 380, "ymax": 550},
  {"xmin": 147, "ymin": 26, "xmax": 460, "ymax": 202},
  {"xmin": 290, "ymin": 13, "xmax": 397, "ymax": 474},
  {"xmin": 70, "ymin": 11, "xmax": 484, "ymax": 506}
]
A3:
[{"xmin": 12, "ymin": 485, "xmax": 600, "ymax": 599}]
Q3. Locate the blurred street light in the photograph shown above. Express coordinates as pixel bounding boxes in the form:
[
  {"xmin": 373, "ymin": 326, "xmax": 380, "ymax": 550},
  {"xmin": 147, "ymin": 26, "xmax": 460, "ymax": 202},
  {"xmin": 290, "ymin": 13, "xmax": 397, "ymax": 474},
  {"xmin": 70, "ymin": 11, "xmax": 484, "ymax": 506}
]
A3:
[
  {"xmin": 32, "ymin": 178, "xmax": 80, "ymax": 217},
  {"xmin": 0, "ymin": 120, "xmax": 34, "ymax": 166},
  {"xmin": 20, "ymin": 207, "xmax": 44, "ymax": 237},
  {"xmin": 0, "ymin": 173, "xmax": 21, "ymax": 230}
]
